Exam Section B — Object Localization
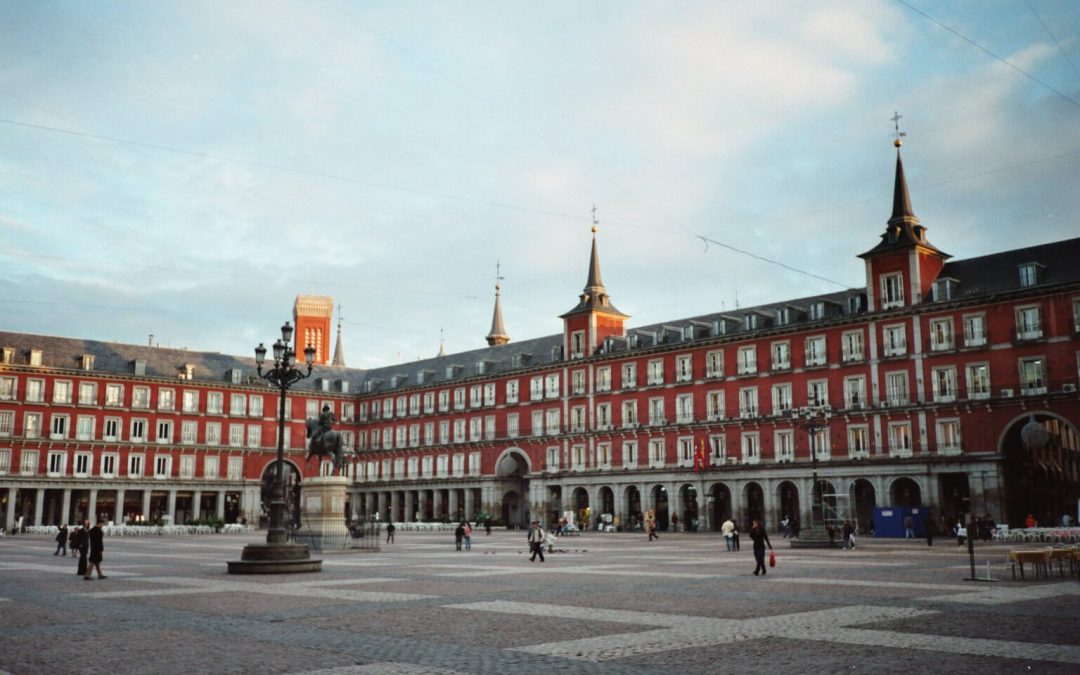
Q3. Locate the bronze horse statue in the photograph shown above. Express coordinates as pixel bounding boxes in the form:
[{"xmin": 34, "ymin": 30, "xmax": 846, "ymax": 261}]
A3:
[{"xmin": 305, "ymin": 418, "xmax": 346, "ymax": 475}]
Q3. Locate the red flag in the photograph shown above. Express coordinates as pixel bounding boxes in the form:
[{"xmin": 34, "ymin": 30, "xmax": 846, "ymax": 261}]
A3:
[{"xmin": 694, "ymin": 437, "xmax": 708, "ymax": 472}]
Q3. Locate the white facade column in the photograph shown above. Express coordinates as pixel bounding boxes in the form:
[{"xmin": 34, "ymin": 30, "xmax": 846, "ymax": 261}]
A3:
[
  {"xmin": 61, "ymin": 489, "xmax": 73, "ymax": 526},
  {"xmin": 114, "ymin": 489, "xmax": 125, "ymax": 524},
  {"xmin": 404, "ymin": 491, "xmax": 415, "ymax": 521},
  {"xmin": 87, "ymin": 489, "xmax": 98, "ymax": 523},
  {"xmin": 432, "ymin": 489, "xmax": 443, "ymax": 521},
  {"xmin": 33, "ymin": 488, "xmax": 46, "ymax": 526},
  {"xmin": 3, "ymin": 489, "xmax": 15, "ymax": 532},
  {"xmin": 448, "ymin": 489, "xmax": 460, "ymax": 522},
  {"xmin": 167, "ymin": 490, "xmax": 177, "ymax": 524},
  {"xmin": 216, "ymin": 491, "xmax": 226, "ymax": 519},
  {"xmin": 142, "ymin": 490, "xmax": 152, "ymax": 521},
  {"xmin": 192, "ymin": 490, "xmax": 202, "ymax": 520},
  {"xmin": 464, "ymin": 488, "xmax": 475, "ymax": 521}
]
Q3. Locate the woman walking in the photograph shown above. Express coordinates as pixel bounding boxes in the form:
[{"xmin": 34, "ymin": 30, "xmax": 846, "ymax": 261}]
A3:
[{"xmin": 749, "ymin": 519, "xmax": 773, "ymax": 576}]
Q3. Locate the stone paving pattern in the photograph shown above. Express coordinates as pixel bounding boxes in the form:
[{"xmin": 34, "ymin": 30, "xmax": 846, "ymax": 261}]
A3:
[{"xmin": 0, "ymin": 529, "xmax": 1077, "ymax": 674}]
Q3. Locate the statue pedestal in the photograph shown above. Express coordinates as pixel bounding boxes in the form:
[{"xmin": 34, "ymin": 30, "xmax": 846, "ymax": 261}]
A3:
[
  {"xmin": 788, "ymin": 526, "xmax": 840, "ymax": 549},
  {"xmin": 302, "ymin": 475, "xmax": 350, "ymax": 551}
]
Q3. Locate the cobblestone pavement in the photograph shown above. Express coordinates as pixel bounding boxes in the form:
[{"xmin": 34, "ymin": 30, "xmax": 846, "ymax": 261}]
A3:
[{"xmin": 1, "ymin": 530, "xmax": 1077, "ymax": 674}]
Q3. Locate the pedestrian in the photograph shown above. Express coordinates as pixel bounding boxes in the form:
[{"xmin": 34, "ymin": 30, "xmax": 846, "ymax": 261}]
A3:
[
  {"xmin": 454, "ymin": 522, "xmax": 465, "ymax": 551},
  {"xmin": 647, "ymin": 517, "xmax": 659, "ymax": 541},
  {"xmin": 732, "ymin": 523, "xmax": 741, "ymax": 551},
  {"xmin": 84, "ymin": 519, "xmax": 106, "ymax": 580},
  {"xmin": 721, "ymin": 518, "xmax": 735, "ymax": 551},
  {"xmin": 527, "ymin": 520, "xmax": 546, "ymax": 562},
  {"xmin": 903, "ymin": 514, "xmax": 914, "ymax": 539},
  {"xmin": 74, "ymin": 520, "xmax": 89, "ymax": 576},
  {"xmin": 463, "ymin": 522, "xmax": 472, "ymax": 551},
  {"xmin": 955, "ymin": 521, "xmax": 967, "ymax": 546},
  {"xmin": 841, "ymin": 521, "xmax": 854, "ymax": 550},
  {"xmin": 1024, "ymin": 513, "xmax": 1037, "ymax": 529},
  {"xmin": 68, "ymin": 525, "xmax": 78, "ymax": 557},
  {"xmin": 780, "ymin": 515, "xmax": 790, "ymax": 538},
  {"xmin": 749, "ymin": 519, "xmax": 773, "ymax": 576},
  {"xmin": 54, "ymin": 524, "xmax": 68, "ymax": 556},
  {"xmin": 790, "ymin": 515, "xmax": 801, "ymax": 539},
  {"xmin": 671, "ymin": 514, "xmax": 679, "ymax": 532},
  {"xmin": 385, "ymin": 522, "xmax": 395, "ymax": 544},
  {"xmin": 484, "ymin": 518, "xmax": 492, "ymax": 536},
  {"xmin": 925, "ymin": 516, "xmax": 935, "ymax": 546}
]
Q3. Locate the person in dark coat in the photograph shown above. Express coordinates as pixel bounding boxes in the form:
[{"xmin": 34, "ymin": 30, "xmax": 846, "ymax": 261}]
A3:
[
  {"xmin": 84, "ymin": 519, "xmax": 106, "ymax": 580},
  {"xmin": 454, "ymin": 522, "xmax": 465, "ymax": 551},
  {"xmin": 68, "ymin": 526, "xmax": 78, "ymax": 557},
  {"xmin": 749, "ymin": 519, "xmax": 773, "ymax": 576},
  {"xmin": 74, "ymin": 520, "xmax": 89, "ymax": 576},
  {"xmin": 54, "ymin": 524, "xmax": 68, "ymax": 556}
]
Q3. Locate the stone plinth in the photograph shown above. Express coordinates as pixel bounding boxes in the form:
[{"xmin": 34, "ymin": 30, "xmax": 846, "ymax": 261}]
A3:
[
  {"xmin": 788, "ymin": 527, "xmax": 840, "ymax": 549},
  {"xmin": 302, "ymin": 475, "xmax": 350, "ymax": 551},
  {"xmin": 227, "ymin": 542, "xmax": 322, "ymax": 574}
]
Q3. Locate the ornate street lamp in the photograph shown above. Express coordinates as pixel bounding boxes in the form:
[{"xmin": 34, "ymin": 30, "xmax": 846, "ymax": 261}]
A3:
[
  {"xmin": 227, "ymin": 322, "xmax": 321, "ymax": 573},
  {"xmin": 789, "ymin": 406, "xmax": 835, "ymax": 548}
]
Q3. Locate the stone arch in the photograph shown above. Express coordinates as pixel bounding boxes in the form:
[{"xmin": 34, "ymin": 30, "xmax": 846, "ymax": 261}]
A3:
[
  {"xmin": 849, "ymin": 478, "xmax": 877, "ymax": 533},
  {"xmin": 997, "ymin": 411, "xmax": 1080, "ymax": 527},
  {"xmin": 743, "ymin": 481, "xmax": 765, "ymax": 528},
  {"xmin": 888, "ymin": 477, "xmax": 923, "ymax": 509},
  {"xmin": 677, "ymin": 483, "xmax": 699, "ymax": 531},
  {"xmin": 776, "ymin": 480, "xmax": 799, "ymax": 530},
  {"xmin": 709, "ymin": 482, "xmax": 733, "ymax": 530},
  {"xmin": 494, "ymin": 447, "xmax": 531, "ymax": 477},
  {"xmin": 649, "ymin": 484, "xmax": 670, "ymax": 530}
]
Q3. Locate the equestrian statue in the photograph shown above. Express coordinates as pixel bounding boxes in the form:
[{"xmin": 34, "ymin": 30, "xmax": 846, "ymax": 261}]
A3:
[{"xmin": 306, "ymin": 404, "xmax": 346, "ymax": 475}]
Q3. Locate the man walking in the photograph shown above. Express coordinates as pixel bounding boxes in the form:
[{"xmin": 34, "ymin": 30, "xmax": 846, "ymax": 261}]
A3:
[
  {"xmin": 84, "ymin": 519, "xmax": 106, "ymax": 580},
  {"xmin": 74, "ymin": 520, "xmax": 89, "ymax": 577},
  {"xmin": 721, "ymin": 518, "xmax": 735, "ymax": 551},
  {"xmin": 385, "ymin": 522, "xmax": 395, "ymax": 544},
  {"xmin": 54, "ymin": 524, "xmax": 68, "ymax": 556},
  {"xmin": 527, "ymin": 521, "xmax": 546, "ymax": 562}
]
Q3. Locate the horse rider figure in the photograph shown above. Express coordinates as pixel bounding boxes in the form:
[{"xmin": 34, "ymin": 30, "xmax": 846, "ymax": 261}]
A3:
[{"xmin": 314, "ymin": 404, "xmax": 335, "ymax": 450}]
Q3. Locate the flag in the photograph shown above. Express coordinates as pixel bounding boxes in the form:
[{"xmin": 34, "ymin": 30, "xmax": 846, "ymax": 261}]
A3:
[{"xmin": 694, "ymin": 437, "xmax": 708, "ymax": 472}]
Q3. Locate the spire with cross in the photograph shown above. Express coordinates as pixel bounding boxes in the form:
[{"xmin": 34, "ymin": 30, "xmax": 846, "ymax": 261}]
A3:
[{"xmin": 891, "ymin": 111, "xmax": 907, "ymax": 148}]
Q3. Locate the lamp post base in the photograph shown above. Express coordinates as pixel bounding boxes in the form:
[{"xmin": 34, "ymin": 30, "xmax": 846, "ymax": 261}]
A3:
[
  {"xmin": 788, "ymin": 527, "xmax": 840, "ymax": 549},
  {"xmin": 227, "ymin": 542, "xmax": 322, "ymax": 574}
]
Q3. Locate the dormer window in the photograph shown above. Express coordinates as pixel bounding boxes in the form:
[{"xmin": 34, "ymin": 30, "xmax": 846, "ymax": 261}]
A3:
[
  {"xmin": 29, "ymin": 349, "xmax": 43, "ymax": 367},
  {"xmin": 133, "ymin": 359, "xmax": 147, "ymax": 376},
  {"xmin": 775, "ymin": 308, "xmax": 790, "ymax": 326},
  {"xmin": 807, "ymin": 302, "xmax": 826, "ymax": 321},
  {"xmin": 932, "ymin": 278, "xmax": 957, "ymax": 302},
  {"xmin": 847, "ymin": 295, "xmax": 864, "ymax": 315},
  {"xmin": 228, "ymin": 368, "xmax": 242, "ymax": 384},
  {"xmin": 81, "ymin": 355, "xmax": 96, "ymax": 372},
  {"xmin": 682, "ymin": 325, "xmax": 695, "ymax": 341},
  {"xmin": 570, "ymin": 331, "xmax": 585, "ymax": 359},
  {"xmin": 177, "ymin": 364, "xmax": 194, "ymax": 380},
  {"xmin": 0, "ymin": 348, "xmax": 12, "ymax": 364},
  {"xmin": 1018, "ymin": 263, "xmax": 1041, "ymax": 288},
  {"xmin": 712, "ymin": 320, "xmax": 728, "ymax": 336},
  {"xmin": 743, "ymin": 314, "xmax": 759, "ymax": 331}
]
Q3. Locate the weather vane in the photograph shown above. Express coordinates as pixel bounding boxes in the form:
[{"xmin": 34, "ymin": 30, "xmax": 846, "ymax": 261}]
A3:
[
  {"xmin": 591, "ymin": 204, "xmax": 599, "ymax": 233},
  {"xmin": 891, "ymin": 111, "xmax": 907, "ymax": 147},
  {"xmin": 495, "ymin": 260, "xmax": 504, "ymax": 289}
]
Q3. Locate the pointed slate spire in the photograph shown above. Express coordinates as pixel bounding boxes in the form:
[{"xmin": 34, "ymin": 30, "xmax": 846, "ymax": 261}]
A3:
[
  {"xmin": 437, "ymin": 328, "xmax": 446, "ymax": 357},
  {"xmin": 485, "ymin": 281, "xmax": 510, "ymax": 347},
  {"xmin": 331, "ymin": 305, "xmax": 346, "ymax": 367},
  {"xmin": 889, "ymin": 141, "xmax": 917, "ymax": 226},
  {"xmin": 560, "ymin": 206, "xmax": 627, "ymax": 318}
]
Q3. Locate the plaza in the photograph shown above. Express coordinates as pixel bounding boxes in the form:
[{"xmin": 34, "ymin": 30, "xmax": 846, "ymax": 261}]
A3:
[{"xmin": 1, "ymin": 529, "xmax": 1078, "ymax": 674}]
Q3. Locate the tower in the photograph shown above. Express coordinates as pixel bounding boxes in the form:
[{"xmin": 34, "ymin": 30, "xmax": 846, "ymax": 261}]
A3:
[
  {"xmin": 560, "ymin": 209, "xmax": 628, "ymax": 359},
  {"xmin": 859, "ymin": 117, "xmax": 950, "ymax": 310},
  {"xmin": 293, "ymin": 295, "xmax": 334, "ymax": 366},
  {"xmin": 485, "ymin": 264, "xmax": 510, "ymax": 347}
]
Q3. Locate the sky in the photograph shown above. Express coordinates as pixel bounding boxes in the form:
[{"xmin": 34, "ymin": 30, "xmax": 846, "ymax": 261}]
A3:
[{"xmin": 1, "ymin": 1, "xmax": 1078, "ymax": 369}]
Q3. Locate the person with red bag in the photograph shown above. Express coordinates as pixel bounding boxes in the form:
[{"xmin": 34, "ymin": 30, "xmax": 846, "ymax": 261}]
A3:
[{"xmin": 749, "ymin": 519, "xmax": 773, "ymax": 576}]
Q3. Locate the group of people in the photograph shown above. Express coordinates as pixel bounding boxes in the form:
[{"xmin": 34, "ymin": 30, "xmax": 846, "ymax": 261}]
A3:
[
  {"xmin": 54, "ymin": 519, "xmax": 106, "ymax": 580},
  {"xmin": 453, "ymin": 522, "xmax": 473, "ymax": 551}
]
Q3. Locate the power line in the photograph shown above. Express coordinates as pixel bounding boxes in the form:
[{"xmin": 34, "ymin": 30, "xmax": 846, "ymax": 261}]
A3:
[{"xmin": 1025, "ymin": 0, "xmax": 1080, "ymax": 84}]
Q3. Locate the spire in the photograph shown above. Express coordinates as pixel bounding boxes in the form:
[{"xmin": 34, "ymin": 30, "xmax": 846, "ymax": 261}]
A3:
[
  {"xmin": 485, "ymin": 262, "xmax": 510, "ymax": 347},
  {"xmin": 331, "ymin": 305, "xmax": 346, "ymax": 367},
  {"xmin": 889, "ymin": 142, "xmax": 917, "ymax": 226},
  {"xmin": 584, "ymin": 205, "xmax": 604, "ymax": 293},
  {"xmin": 437, "ymin": 328, "xmax": 446, "ymax": 357},
  {"xmin": 561, "ymin": 206, "xmax": 627, "ymax": 318}
]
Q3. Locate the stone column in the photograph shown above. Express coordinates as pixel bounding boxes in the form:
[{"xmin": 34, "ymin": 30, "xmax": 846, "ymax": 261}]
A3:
[
  {"xmin": 167, "ymin": 490, "xmax": 177, "ymax": 524},
  {"xmin": 142, "ymin": 491, "xmax": 152, "ymax": 522},
  {"xmin": 448, "ymin": 489, "xmax": 460, "ymax": 522},
  {"xmin": 216, "ymin": 491, "xmax": 226, "ymax": 520},
  {"xmin": 404, "ymin": 491, "xmax": 414, "ymax": 522},
  {"xmin": 114, "ymin": 489, "xmax": 125, "ymax": 524},
  {"xmin": 33, "ymin": 488, "xmax": 46, "ymax": 526},
  {"xmin": 192, "ymin": 490, "xmax": 202, "ymax": 520},
  {"xmin": 87, "ymin": 489, "xmax": 98, "ymax": 523},
  {"xmin": 388, "ymin": 491, "xmax": 397, "ymax": 521},
  {"xmin": 3, "ymin": 488, "xmax": 14, "ymax": 532},
  {"xmin": 432, "ymin": 489, "xmax": 443, "ymax": 522},
  {"xmin": 464, "ymin": 488, "xmax": 475, "ymax": 522},
  {"xmin": 698, "ymin": 480, "xmax": 711, "ymax": 532},
  {"xmin": 61, "ymin": 489, "xmax": 72, "ymax": 526}
]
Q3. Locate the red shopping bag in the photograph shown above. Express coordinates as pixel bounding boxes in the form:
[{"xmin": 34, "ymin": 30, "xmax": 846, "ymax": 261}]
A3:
[{"xmin": 769, "ymin": 550, "xmax": 776, "ymax": 567}]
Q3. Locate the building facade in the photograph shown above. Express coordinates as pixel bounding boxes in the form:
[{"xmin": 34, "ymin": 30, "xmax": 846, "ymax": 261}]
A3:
[{"xmin": 2, "ymin": 148, "xmax": 1078, "ymax": 533}]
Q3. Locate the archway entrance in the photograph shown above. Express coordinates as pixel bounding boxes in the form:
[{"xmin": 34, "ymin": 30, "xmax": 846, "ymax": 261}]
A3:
[
  {"xmin": 678, "ymin": 484, "xmax": 699, "ymax": 531},
  {"xmin": 495, "ymin": 449, "xmax": 530, "ymax": 528},
  {"xmin": 651, "ymin": 485, "xmax": 670, "ymax": 530},
  {"xmin": 624, "ymin": 485, "xmax": 642, "ymax": 530},
  {"xmin": 777, "ymin": 481, "xmax": 799, "ymax": 530},
  {"xmin": 598, "ymin": 486, "xmax": 614, "ymax": 530},
  {"xmin": 501, "ymin": 491, "xmax": 522, "ymax": 528},
  {"xmin": 547, "ymin": 486, "xmax": 563, "ymax": 527},
  {"xmin": 571, "ymin": 487, "xmax": 590, "ymax": 529},
  {"xmin": 744, "ymin": 482, "xmax": 764, "ymax": 528},
  {"xmin": 1001, "ymin": 413, "xmax": 1080, "ymax": 528},
  {"xmin": 710, "ymin": 483, "xmax": 732, "ymax": 530},
  {"xmin": 890, "ymin": 477, "xmax": 922, "ymax": 509},
  {"xmin": 851, "ymin": 479, "xmax": 876, "ymax": 533}
]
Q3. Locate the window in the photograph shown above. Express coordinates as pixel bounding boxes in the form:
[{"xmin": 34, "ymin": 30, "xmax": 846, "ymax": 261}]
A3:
[
  {"xmin": 706, "ymin": 350, "xmax": 724, "ymax": 378},
  {"xmin": 932, "ymin": 278, "xmax": 956, "ymax": 301},
  {"xmin": 130, "ymin": 418, "xmax": 147, "ymax": 442},
  {"xmin": 205, "ymin": 422, "xmax": 221, "ymax": 446},
  {"xmin": 775, "ymin": 307, "xmax": 791, "ymax": 326},
  {"xmin": 507, "ymin": 413, "xmax": 519, "ymax": 438},
  {"xmin": 531, "ymin": 411, "xmax": 543, "ymax": 437},
  {"xmin": 73, "ymin": 415, "xmax": 94, "ymax": 441},
  {"xmin": 963, "ymin": 313, "xmax": 987, "ymax": 347},
  {"xmin": 648, "ymin": 398, "xmax": 665, "ymax": 426},
  {"xmin": 771, "ymin": 341, "xmax": 790, "ymax": 371},
  {"xmin": 647, "ymin": 359, "xmax": 664, "ymax": 385},
  {"xmin": 595, "ymin": 403, "xmax": 611, "ymax": 430},
  {"xmin": 247, "ymin": 425, "xmax": 261, "ymax": 448},
  {"xmin": 848, "ymin": 426, "xmax": 870, "ymax": 458},
  {"xmin": 545, "ymin": 409, "xmax": 560, "ymax": 435},
  {"xmin": 155, "ymin": 455, "xmax": 172, "ymax": 478},
  {"xmin": 883, "ymin": 324, "xmax": 907, "ymax": 357},
  {"xmin": 409, "ymin": 394, "xmax": 421, "ymax": 415},
  {"xmin": 675, "ymin": 355, "xmax": 692, "ymax": 382},
  {"xmin": 706, "ymin": 391, "xmax": 724, "ymax": 421},
  {"xmin": 454, "ymin": 388, "xmax": 466, "ymax": 410},
  {"xmin": 101, "ymin": 417, "xmax": 119, "ymax": 442},
  {"xmin": 1073, "ymin": 297, "xmax": 1080, "ymax": 333},
  {"xmin": 424, "ymin": 421, "xmax": 434, "ymax": 445},
  {"xmin": 529, "ymin": 377, "xmax": 543, "ymax": 401},
  {"xmin": 888, "ymin": 422, "xmax": 913, "ymax": 457},
  {"xmin": 439, "ymin": 420, "xmax": 449, "ymax": 444},
  {"xmin": 546, "ymin": 446, "xmax": 560, "ymax": 472},
  {"xmin": 19, "ymin": 449, "xmax": 38, "ymax": 475},
  {"xmin": 1015, "ymin": 305, "xmax": 1042, "ymax": 340},
  {"xmin": 741, "ymin": 432, "xmax": 760, "ymax": 464},
  {"xmin": 128, "ymin": 453, "xmax": 144, "ymax": 478},
  {"xmin": 0, "ymin": 376, "xmax": 15, "ymax": 400},
  {"xmin": 1019, "ymin": 357, "xmax": 1047, "ymax": 395},
  {"xmin": 423, "ymin": 392, "xmax": 435, "ymax": 413},
  {"xmin": 452, "ymin": 453, "xmax": 465, "ymax": 477},
  {"xmin": 675, "ymin": 394, "xmax": 693, "ymax": 424},
  {"xmin": 571, "ymin": 444, "xmax": 586, "ymax": 470},
  {"xmin": 0, "ymin": 448, "xmax": 8, "ymax": 474},
  {"xmin": 181, "ymin": 420, "xmax": 197, "ymax": 444},
  {"xmin": 78, "ymin": 382, "xmax": 97, "ymax": 405},
  {"xmin": 844, "ymin": 376, "xmax": 866, "ymax": 409},
  {"xmin": 771, "ymin": 383, "xmax": 792, "ymax": 415},
  {"xmin": 929, "ymin": 318, "xmax": 954, "ymax": 351},
  {"xmin": 739, "ymin": 387, "xmax": 758, "ymax": 418},
  {"xmin": 570, "ymin": 330, "xmax": 585, "ymax": 358},
  {"xmin": 880, "ymin": 272, "xmax": 904, "ymax": 309},
  {"xmin": 937, "ymin": 419, "xmax": 961, "ymax": 455},
  {"xmin": 0, "ymin": 410, "xmax": 13, "ymax": 437},
  {"xmin": 52, "ymin": 380, "xmax": 72, "ymax": 404},
  {"xmin": 100, "ymin": 453, "xmax": 117, "ymax": 478},
  {"xmin": 74, "ymin": 452, "xmax": 90, "ymax": 476},
  {"xmin": 1018, "ymin": 262, "xmax": 1039, "ymax": 288},
  {"xmin": 156, "ymin": 420, "xmax": 172, "ymax": 444},
  {"xmin": 807, "ymin": 380, "xmax": 828, "ymax": 408},
  {"xmin": 809, "ymin": 425, "xmax": 830, "ymax": 461},
  {"xmin": 50, "ymin": 414, "xmax": 69, "ymax": 439},
  {"xmin": 26, "ymin": 379, "xmax": 44, "ymax": 402},
  {"xmin": 595, "ymin": 367, "xmax": 611, "ymax": 392},
  {"xmin": 207, "ymin": 391, "xmax": 224, "ymax": 414},
  {"xmin": 621, "ymin": 400, "xmax": 638, "ymax": 427},
  {"xmin": 804, "ymin": 336, "xmax": 826, "ymax": 367},
  {"xmin": 931, "ymin": 366, "xmax": 957, "ymax": 403},
  {"xmin": 966, "ymin": 363, "xmax": 991, "ymax": 400},
  {"xmin": 228, "ymin": 424, "xmax": 244, "ymax": 447},
  {"xmin": 622, "ymin": 440, "xmax": 638, "ymax": 468},
  {"xmin": 411, "ymin": 424, "xmax": 422, "ymax": 446},
  {"xmin": 438, "ymin": 391, "xmax": 449, "ymax": 412},
  {"xmin": 24, "ymin": 412, "xmax": 42, "ymax": 439},
  {"xmin": 710, "ymin": 435, "xmax": 727, "ymax": 464},
  {"xmin": 885, "ymin": 371, "xmax": 908, "ymax": 406},
  {"xmin": 204, "ymin": 455, "xmax": 219, "ymax": 480},
  {"xmin": 622, "ymin": 362, "xmax": 637, "ymax": 388},
  {"xmin": 545, "ymin": 374, "xmax": 560, "ymax": 398},
  {"xmin": 737, "ymin": 346, "xmax": 757, "ymax": 375},
  {"xmin": 648, "ymin": 438, "xmax": 665, "ymax": 468},
  {"xmin": 158, "ymin": 388, "xmax": 175, "ymax": 411},
  {"xmin": 182, "ymin": 390, "xmax": 200, "ymax": 413},
  {"xmin": 483, "ymin": 383, "xmax": 496, "ymax": 406},
  {"xmin": 842, "ymin": 330, "xmax": 864, "ymax": 362},
  {"xmin": 179, "ymin": 455, "xmax": 195, "ymax": 479},
  {"xmin": 678, "ymin": 437, "xmax": 694, "ymax": 467},
  {"xmin": 227, "ymin": 456, "xmax": 243, "ymax": 480},
  {"xmin": 132, "ymin": 386, "xmax": 150, "ymax": 409},
  {"xmin": 48, "ymin": 451, "xmax": 66, "ymax": 476},
  {"xmin": 775, "ymin": 430, "xmax": 794, "ymax": 462},
  {"xmin": 469, "ymin": 386, "xmax": 482, "ymax": 408},
  {"xmin": 571, "ymin": 370, "xmax": 586, "ymax": 395}
]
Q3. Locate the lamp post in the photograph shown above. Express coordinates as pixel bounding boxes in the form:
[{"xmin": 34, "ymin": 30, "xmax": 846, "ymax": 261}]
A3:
[
  {"xmin": 790, "ymin": 406, "xmax": 834, "ymax": 547},
  {"xmin": 254, "ymin": 321, "xmax": 316, "ymax": 544},
  {"xmin": 227, "ymin": 322, "xmax": 322, "ymax": 574}
]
